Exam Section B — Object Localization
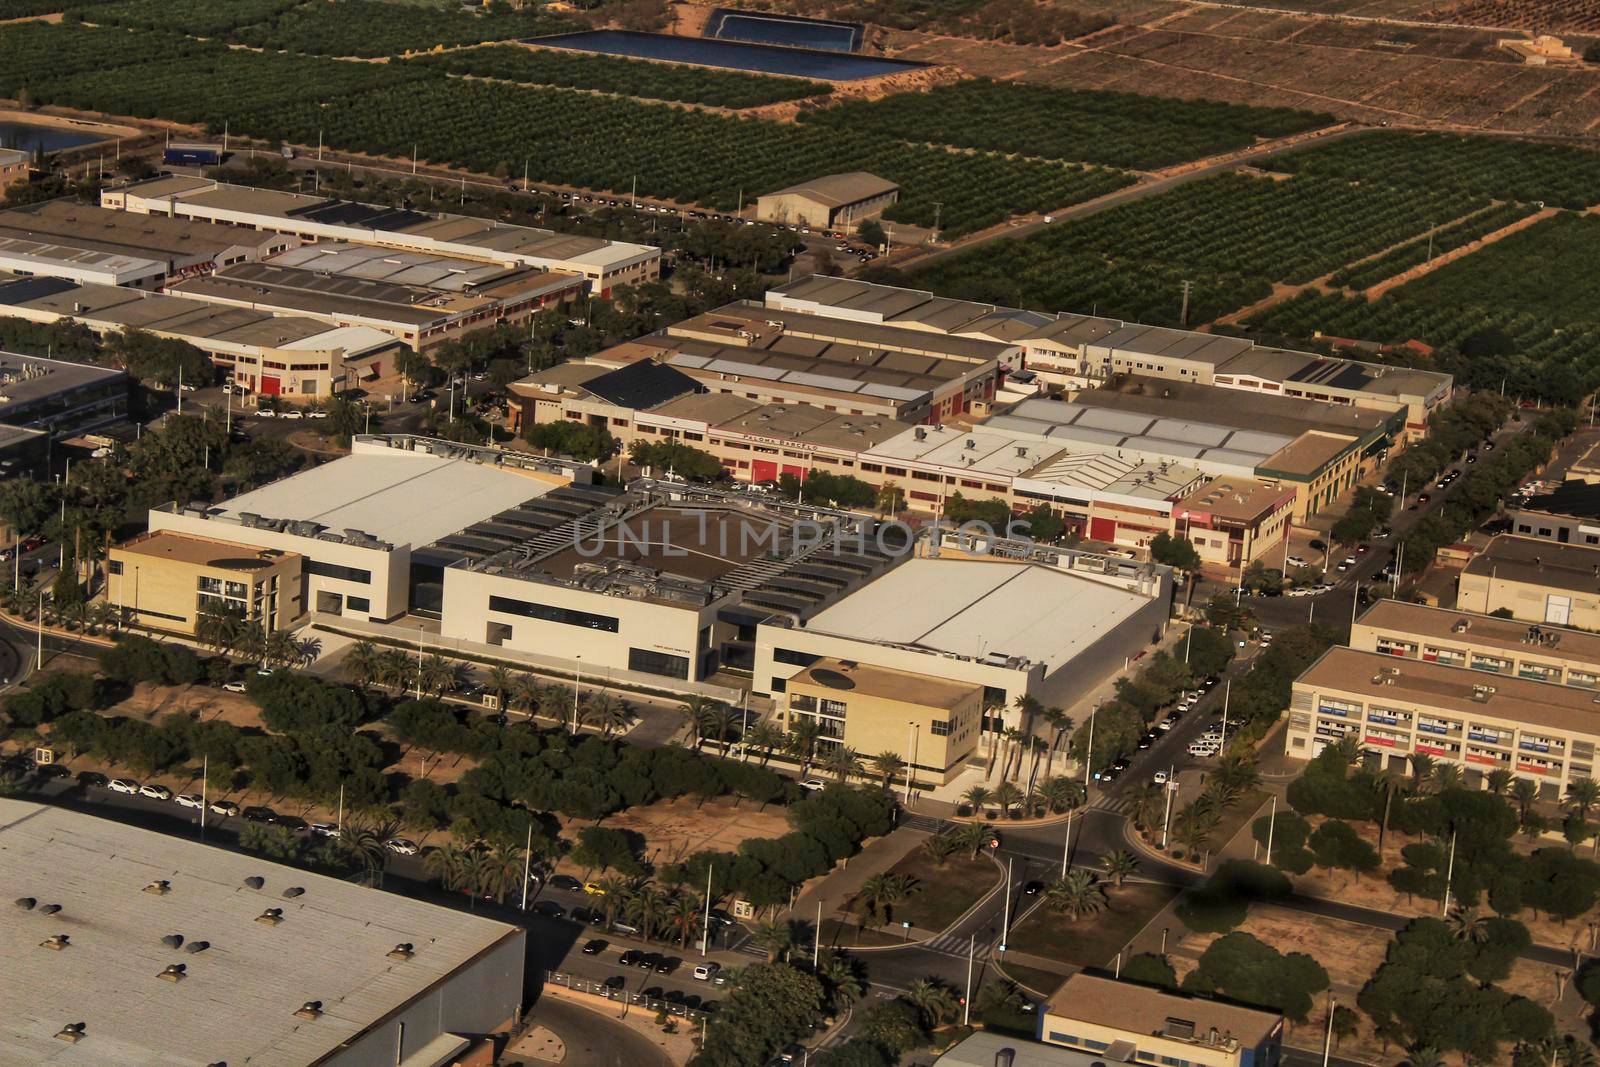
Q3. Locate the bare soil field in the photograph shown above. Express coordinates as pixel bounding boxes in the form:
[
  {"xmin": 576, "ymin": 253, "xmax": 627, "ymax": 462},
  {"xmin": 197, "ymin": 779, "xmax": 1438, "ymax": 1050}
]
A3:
[
  {"xmin": 884, "ymin": 2, "xmax": 1600, "ymax": 135},
  {"xmin": 559, "ymin": 794, "xmax": 792, "ymax": 871},
  {"xmin": 1423, "ymin": 0, "xmax": 1600, "ymax": 34}
]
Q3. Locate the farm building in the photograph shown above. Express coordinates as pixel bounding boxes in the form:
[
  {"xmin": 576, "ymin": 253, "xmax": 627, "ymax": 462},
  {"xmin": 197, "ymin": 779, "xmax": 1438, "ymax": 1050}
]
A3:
[{"xmin": 756, "ymin": 172, "xmax": 899, "ymax": 229}]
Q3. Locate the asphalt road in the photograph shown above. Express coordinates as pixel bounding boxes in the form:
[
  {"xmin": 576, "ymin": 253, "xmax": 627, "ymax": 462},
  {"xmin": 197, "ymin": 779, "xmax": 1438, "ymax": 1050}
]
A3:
[{"xmin": 518, "ymin": 996, "xmax": 674, "ymax": 1067}]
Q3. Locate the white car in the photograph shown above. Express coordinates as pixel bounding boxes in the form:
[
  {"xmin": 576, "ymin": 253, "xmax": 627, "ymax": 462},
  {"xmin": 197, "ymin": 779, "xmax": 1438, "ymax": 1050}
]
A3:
[
  {"xmin": 279, "ymin": 410, "xmax": 304, "ymax": 420},
  {"xmin": 1152, "ymin": 771, "xmax": 1169, "ymax": 785},
  {"xmin": 384, "ymin": 837, "xmax": 419, "ymax": 855},
  {"xmin": 800, "ymin": 779, "xmax": 826, "ymax": 792},
  {"xmin": 310, "ymin": 822, "xmax": 341, "ymax": 838},
  {"xmin": 693, "ymin": 962, "xmax": 721, "ymax": 981},
  {"xmin": 109, "ymin": 778, "xmax": 139, "ymax": 795},
  {"xmin": 138, "ymin": 783, "xmax": 172, "ymax": 801},
  {"xmin": 175, "ymin": 793, "xmax": 203, "ymax": 809},
  {"xmin": 1286, "ymin": 555, "xmax": 1306, "ymax": 569},
  {"xmin": 305, "ymin": 409, "xmax": 327, "ymax": 419},
  {"xmin": 256, "ymin": 409, "xmax": 276, "ymax": 418},
  {"xmin": 1188, "ymin": 743, "xmax": 1219, "ymax": 758},
  {"xmin": 210, "ymin": 800, "xmax": 240, "ymax": 817},
  {"xmin": 222, "ymin": 680, "xmax": 247, "ymax": 693}
]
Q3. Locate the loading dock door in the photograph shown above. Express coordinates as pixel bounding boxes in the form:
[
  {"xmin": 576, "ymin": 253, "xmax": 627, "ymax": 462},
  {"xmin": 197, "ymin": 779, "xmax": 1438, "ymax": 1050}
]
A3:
[
  {"xmin": 1546, "ymin": 595, "xmax": 1572, "ymax": 626},
  {"xmin": 752, "ymin": 460, "xmax": 777, "ymax": 482}
]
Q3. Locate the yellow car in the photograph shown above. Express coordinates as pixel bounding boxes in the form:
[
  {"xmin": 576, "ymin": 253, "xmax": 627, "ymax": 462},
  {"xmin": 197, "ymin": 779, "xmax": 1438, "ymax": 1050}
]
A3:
[{"xmin": 583, "ymin": 881, "xmax": 606, "ymax": 896}]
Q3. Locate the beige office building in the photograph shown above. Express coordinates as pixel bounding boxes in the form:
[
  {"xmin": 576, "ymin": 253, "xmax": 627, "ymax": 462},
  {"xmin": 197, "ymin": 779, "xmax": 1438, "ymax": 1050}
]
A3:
[
  {"xmin": 756, "ymin": 173, "xmax": 899, "ymax": 230},
  {"xmin": 778, "ymin": 658, "xmax": 983, "ymax": 784},
  {"xmin": 1352, "ymin": 600, "xmax": 1600, "ymax": 690},
  {"xmin": 1040, "ymin": 973, "xmax": 1284, "ymax": 1067},
  {"xmin": 108, "ymin": 530, "xmax": 303, "ymax": 636},
  {"xmin": 1456, "ymin": 535, "xmax": 1600, "ymax": 628},
  {"xmin": 1287, "ymin": 645, "xmax": 1600, "ymax": 795}
]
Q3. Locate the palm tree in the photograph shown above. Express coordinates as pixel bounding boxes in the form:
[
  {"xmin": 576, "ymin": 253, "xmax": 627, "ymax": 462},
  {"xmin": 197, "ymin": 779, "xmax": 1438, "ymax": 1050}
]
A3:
[
  {"xmin": 677, "ymin": 695, "xmax": 713, "ymax": 749},
  {"xmin": 487, "ymin": 842, "xmax": 524, "ymax": 905},
  {"xmin": 1400, "ymin": 1046, "xmax": 1445, "ymax": 1067},
  {"xmin": 342, "ymin": 821, "xmax": 392, "ymax": 888},
  {"xmin": 869, "ymin": 750, "xmax": 906, "ymax": 790},
  {"xmin": 584, "ymin": 692, "xmax": 632, "ymax": 737},
  {"xmin": 1446, "ymin": 904, "xmax": 1490, "ymax": 944},
  {"xmin": 598, "ymin": 875, "xmax": 634, "ymax": 928},
  {"xmin": 993, "ymin": 781, "xmax": 1024, "ymax": 818},
  {"xmin": 1486, "ymin": 768, "xmax": 1515, "ymax": 796},
  {"xmin": 1040, "ymin": 706, "xmax": 1072, "ymax": 776},
  {"xmin": 1431, "ymin": 763, "xmax": 1463, "ymax": 792},
  {"xmin": 745, "ymin": 721, "xmax": 784, "ymax": 766},
  {"xmin": 953, "ymin": 822, "xmax": 989, "ymax": 859},
  {"xmin": 663, "ymin": 892, "xmax": 702, "ymax": 948},
  {"xmin": 704, "ymin": 703, "xmax": 738, "ymax": 752},
  {"xmin": 1511, "ymin": 777, "xmax": 1540, "ymax": 825},
  {"xmin": 1374, "ymin": 769, "xmax": 1405, "ymax": 858},
  {"xmin": 1039, "ymin": 775, "xmax": 1084, "ymax": 815},
  {"xmin": 1023, "ymin": 736, "xmax": 1050, "ymax": 794},
  {"xmin": 1557, "ymin": 1035, "xmax": 1598, "ymax": 1067},
  {"xmin": 999, "ymin": 726, "xmax": 1027, "ymax": 783},
  {"xmin": 376, "ymin": 648, "xmax": 412, "ymax": 692},
  {"xmin": 345, "ymin": 640, "xmax": 384, "ymax": 690},
  {"xmin": 424, "ymin": 843, "xmax": 467, "ymax": 892},
  {"xmin": 821, "ymin": 744, "xmax": 862, "ymax": 783},
  {"xmin": 962, "ymin": 785, "xmax": 994, "ymax": 817},
  {"xmin": 923, "ymin": 834, "xmax": 958, "ymax": 866},
  {"xmin": 1215, "ymin": 753, "xmax": 1261, "ymax": 793},
  {"xmin": 856, "ymin": 872, "xmax": 917, "ymax": 929},
  {"xmin": 752, "ymin": 919, "xmax": 792, "ymax": 961},
  {"xmin": 1044, "ymin": 869, "xmax": 1108, "ymax": 920},
  {"xmin": 1174, "ymin": 802, "xmax": 1220, "ymax": 854},
  {"xmin": 905, "ymin": 978, "xmax": 959, "ymax": 1029},
  {"xmin": 1010, "ymin": 695, "xmax": 1042, "ymax": 779},
  {"xmin": 458, "ymin": 847, "xmax": 500, "ymax": 904},
  {"xmin": 1407, "ymin": 752, "xmax": 1437, "ymax": 795},
  {"xmin": 815, "ymin": 950, "xmax": 865, "ymax": 1012},
  {"xmin": 1101, "ymin": 849, "xmax": 1140, "ymax": 889},
  {"xmin": 1567, "ymin": 777, "xmax": 1600, "ymax": 817},
  {"xmin": 418, "ymin": 654, "xmax": 459, "ymax": 698},
  {"xmin": 486, "ymin": 665, "xmax": 513, "ymax": 712},
  {"xmin": 786, "ymin": 719, "xmax": 823, "ymax": 776},
  {"xmin": 510, "ymin": 673, "xmax": 544, "ymax": 720},
  {"xmin": 626, "ymin": 882, "xmax": 670, "ymax": 942},
  {"xmin": 1127, "ymin": 781, "xmax": 1164, "ymax": 831}
]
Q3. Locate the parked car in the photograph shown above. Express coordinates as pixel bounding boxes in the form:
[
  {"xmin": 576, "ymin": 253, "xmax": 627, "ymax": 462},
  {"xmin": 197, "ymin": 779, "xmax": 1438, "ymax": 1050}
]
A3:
[
  {"xmin": 532, "ymin": 901, "xmax": 566, "ymax": 919},
  {"xmin": 209, "ymin": 800, "xmax": 239, "ymax": 817},
  {"xmin": 138, "ymin": 783, "xmax": 173, "ymax": 801},
  {"xmin": 175, "ymin": 793, "xmax": 203, "ymax": 809},
  {"xmin": 800, "ymin": 779, "xmax": 826, "ymax": 792},
  {"xmin": 638, "ymin": 952, "xmax": 662, "ymax": 971},
  {"xmin": 693, "ymin": 962, "xmax": 721, "ymax": 981},
  {"xmin": 583, "ymin": 881, "xmax": 607, "ymax": 895},
  {"xmin": 550, "ymin": 874, "xmax": 582, "ymax": 892},
  {"xmin": 1152, "ymin": 771, "xmax": 1169, "ymax": 785},
  {"xmin": 602, "ymin": 975, "xmax": 626, "ymax": 991},
  {"xmin": 619, "ymin": 950, "xmax": 641, "ymax": 967},
  {"xmin": 109, "ymin": 778, "xmax": 139, "ymax": 794},
  {"xmin": 655, "ymin": 956, "xmax": 681, "ymax": 975},
  {"xmin": 76, "ymin": 771, "xmax": 108, "ymax": 788},
  {"xmin": 384, "ymin": 837, "xmax": 419, "ymax": 855},
  {"xmin": 221, "ymin": 680, "xmax": 247, "ymax": 693},
  {"xmin": 583, "ymin": 939, "xmax": 608, "ymax": 956},
  {"xmin": 309, "ymin": 822, "xmax": 340, "ymax": 838}
]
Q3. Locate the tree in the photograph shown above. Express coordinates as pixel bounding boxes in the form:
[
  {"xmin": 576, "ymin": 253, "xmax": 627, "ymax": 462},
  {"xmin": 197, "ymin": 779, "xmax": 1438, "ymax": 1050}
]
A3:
[
  {"xmin": 1447, "ymin": 905, "xmax": 1490, "ymax": 945},
  {"xmin": 1149, "ymin": 532, "xmax": 1202, "ymax": 572},
  {"xmin": 751, "ymin": 919, "xmax": 793, "ymax": 962},
  {"xmin": 904, "ymin": 978, "xmax": 959, "ymax": 1029},
  {"xmin": 961, "ymin": 784, "xmax": 994, "ymax": 817},
  {"xmin": 856, "ymin": 218, "xmax": 887, "ymax": 247},
  {"xmin": 820, "ymin": 744, "xmax": 862, "ymax": 784},
  {"xmin": 1123, "ymin": 953, "xmax": 1179, "ymax": 989},
  {"xmin": 1102, "ymin": 849, "xmax": 1140, "ymax": 888},
  {"xmin": 856, "ymin": 872, "xmax": 918, "ymax": 929},
  {"xmin": 1182, "ymin": 931, "xmax": 1329, "ymax": 1022},
  {"xmin": 693, "ymin": 962, "xmax": 825, "ymax": 1067},
  {"xmin": 868, "ymin": 750, "xmax": 905, "ymax": 790},
  {"xmin": 1043, "ymin": 869, "xmax": 1107, "ymax": 920}
]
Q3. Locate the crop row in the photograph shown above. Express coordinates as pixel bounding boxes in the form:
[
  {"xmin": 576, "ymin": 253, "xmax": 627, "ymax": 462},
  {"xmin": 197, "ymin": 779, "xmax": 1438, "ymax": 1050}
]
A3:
[
  {"xmin": 0, "ymin": 21, "xmax": 220, "ymax": 98},
  {"xmin": 410, "ymin": 44, "xmax": 832, "ymax": 109},
  {"xmin": 18, "ymin": 31, "xmax": 1128, "ymax": 237},
  {"xmin": 226, "ymin": 0, "xmax": 579, "ymax": 57},
  {"xmin": 1395, "ymin": 213, "xmax": 1600, "ymax": 327},
  {"xmin": 800, "ymin": 79, "xmax": 1332, "ymax": 171},
  {"xmin": 1248, "ymin": 290, "xmax": 1600, "ymax": 405},
  {"xmin": 1270, "ymin": 131, "xmax": 1600, "ymax": 210},
  {"xmin": 1039, "ymin": 171, "xmax": 1484, "ymax": 285},
  {"xmin": 1328, "ymin": 202, "xmax": 1541, "ymax": 292},
  {"xmin": 83, "ymin": 0, "xmax": 303, "ymax": 37}
]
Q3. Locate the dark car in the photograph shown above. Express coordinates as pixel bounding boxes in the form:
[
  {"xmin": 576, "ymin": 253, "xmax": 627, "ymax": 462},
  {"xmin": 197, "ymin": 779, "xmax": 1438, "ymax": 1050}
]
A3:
[
  {"xmin": 275, "ymin": 815, "xmax": 308, "ymax": 832},
  {"xmin": 570, "ymin": 906, "xmax": 597, "ymax": 925},
  {"xmin": 655, "ymin": 956, "xmax": 680, "ymax": 976},
  {"xmin": 242, "ymin": 805, "xmax": 277, "ymax": 823},
  {"xmin": 1417, "ymin": 492, "xmax": 1431, "ymax": 503},
  {"xmin": 77, "ymin": 770, "xmax": 108, "ymax": 787},
  {"xmin": 638, "ymin": 952, "xmax": 662, "ymax": 970},
  {"xmin": 619, "ymin": 949, "xmax": 641, "ymax": 967},
  {"xmin": 1023, "ymin": 880, "xmax": 1043, "ymax": 896},
  {"xmin": 549, "ymin": 874, "xmax": 582, "ymax": 892},
  {"xmin": 581, "ymin": 938, "xmax": 608, "ymax": 956},
  {"xmin": 602, "ymin": 974, "xmax": 626, "ymax": 990},
  {"xmin": 532, "ymin": 900, "xmax": 565, "ymax": 919},
  {"xmin": 1137, "ymin": 732, "xmax": 1156, "ymax": 750},
  {"xmin": 35, "ymin": 763, "xmax": 69, "ymax": 779}
]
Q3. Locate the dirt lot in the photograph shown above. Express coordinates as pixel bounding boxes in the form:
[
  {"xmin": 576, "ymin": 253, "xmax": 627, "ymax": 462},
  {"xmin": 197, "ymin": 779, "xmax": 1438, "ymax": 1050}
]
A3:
[
  {"xmin": 884, "ymin": 1, "xmax": 1600, "ymax": 136},
  {"xmin": 556, "ymin": 794, "xmax": 792, "ymax": 873}
]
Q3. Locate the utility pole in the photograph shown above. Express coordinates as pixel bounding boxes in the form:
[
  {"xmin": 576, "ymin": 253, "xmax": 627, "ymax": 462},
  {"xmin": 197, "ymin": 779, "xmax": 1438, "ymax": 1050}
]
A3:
[
  {"xmin": 700, "ymin": 865, "xmax": 713, "ymax": 957},
  {"xmin": 1179, "ymin": 280, "xmax": 1194, "ymax": 327},
  {"xmin": 521, "ymin": 822, "xmax": 533, "ymax": 911},
  {"xmin": 999, "ymin": 857, "xmax": 1013, "ymax": 954},
  {"xmin": 1162, "ymin": 776, "xmax": 1177, "ymax": 849},
  {"xmin": 571, "ymin": 656, "xmax": 582, "ymax": 735},
  {"xmin": 963, "ymin": 934, "xmax": 975, "ymax": 1027},
  {"xmin": 1441, "ymin": 830, "xmax": 1458, "ymax": 917},
  {"xmin": 1265, "ymin": 794, "xmax": 1278, "ymax": 865},
  {"xmin": 1321, "ymin": 995, "xmax": 1337, "ymax": 1067}
]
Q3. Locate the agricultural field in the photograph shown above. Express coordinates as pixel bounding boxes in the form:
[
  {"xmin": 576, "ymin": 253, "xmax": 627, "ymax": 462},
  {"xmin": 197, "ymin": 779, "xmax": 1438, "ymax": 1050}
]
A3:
[
  {"xmin": 227, "ymin": 0, "xmax": 579, "ymax": 58},
  {"xmin": 84, "ymin": 0, "xmax": 302, "ymax": 37},
  {"xmin": 1395, "ymin": 213, "xmax": 1600, "ymax": 324},
  {"xmin": 411, "ymin": 44, "xmax": 833, "ymax": 109},
  {"xmin": 800, "ymin": 80, "xmax": 1332, "ymax": 171},
  {"xmin": 0, "ymin": 21, "xmax": 220, "ymax": 98},
  {"xmin": 1328, "ymin": 201, "xmax": 1540, "ymax": 291},
  {"xmin": 1420, "ymin": 0, "xmax": 1600, "ymax": 32},
  {"xmin": 1248, "ymin": 291, "xmax": 1600, "ymax": 404},
  {"xmin": 1270, "ymin": 131, "xmax": 1600, "ymax": 210},
  {"xmin": 10, "ymin": 22, "xmax": 1127, "ymax": 236}
]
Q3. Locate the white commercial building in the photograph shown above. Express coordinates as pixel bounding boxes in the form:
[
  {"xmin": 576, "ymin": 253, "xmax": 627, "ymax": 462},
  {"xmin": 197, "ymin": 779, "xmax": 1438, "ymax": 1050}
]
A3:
[
  {"xmin": 106, "ymin": 176, "xmax": 661, "ymax": 296},
  {"xmin": 148, "ymin": 435, "xmax": 586, "ymax": 622},
  {"xmin": 0, "ymin": 797, "xmax": 525, "ymax": 1067}
]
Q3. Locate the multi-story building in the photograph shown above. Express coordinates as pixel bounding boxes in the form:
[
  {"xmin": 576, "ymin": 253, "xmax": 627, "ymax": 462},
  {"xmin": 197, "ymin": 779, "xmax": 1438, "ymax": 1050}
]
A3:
[
  {"xmin": 1287, "ymin": 645, "xmax": 1600, "ymax": 794},
  {"xmin": 105, "ymin": 175, "xmax": 660, "ymax": 296},
  {"xmin": 1456, "ymin": 534, "xmax": 1600, "ymax": 627},
  {"xmin": 778, "ymin": 657, "xmax": 984, "ymax": 784},
  {"xmin": 1039, "ymin": 973, "xmax": 1284, "ymax": 1067},
  {"xmin": 1510, "ymin": 479, "xmax": 1600, "ymax": 548},
  {"xmin": 1352, "ymin": 600, "xmax": 1600, "ymax": 690},
  {"xmin": 767, "ymin": 275, "xmax": 1452, "ymax": 437},
  {"xmin": 0, "ymin": 148, "xmax": 27, "ymax": 191},
  {"xmin": 107, "ymin": 530, "xmax": 303, "ymax": 636}
]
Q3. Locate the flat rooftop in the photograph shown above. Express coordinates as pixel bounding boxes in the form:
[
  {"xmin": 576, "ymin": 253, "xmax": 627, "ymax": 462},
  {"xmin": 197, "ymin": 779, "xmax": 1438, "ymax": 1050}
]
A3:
[
  {"xmin": 116, "ymin": 530, "xmax": 297, "ymax": 570},
  {"xmin": 709, "ymin": 402, "xmax": 908, "ymax": 452},
  {"xmin": 1259, "ymin": 431, "xmax": 1360, "ymax": 479},
  {"xmin": 867, "ymin": 423, "xmax": 1060, "ymax": 477},
  {"xmin": 1521, "ymin": 481, "xmax": 1600, "ymax": 520},
  {"xmin": 0, "ymin": 200, "xmax": 276, "ymax": 261},
  {"xmin": 1217, "ymin": 346, "xmax": 1449, "ymax": 402},
  {"xmin": 792, "ymin": 656, "xmax": 980, "ymax": 709},
  {"xmin": 764, "ymin": 171, "xmax": 898, "ymax": 208},
  {"xmin": 1176, "ymin": 478, "xmax": 1294, "ymax": 523},
  {"xmin": 532, "ymin": 503, "xmax": 781, "ymax": 585},
  {"xmin": 0, "ymin": 797, "xmax": 519, "ymax": 1067},
  {"xmin": 805, "ymin": 557, "xmax": 1152, "ymax": 672},
  {"xmin": 0, "ymin": 350, "xmax": 126, "ymax": 419},
  {"xmin": 936, "ymin": 1032, "xmax": 1115, "ymax": 1067},
  {"xmin": 1045, "ymin": 973, "xmax": 1281, "ymax": 1051},
  {"xmin": 1356, "ymin": 599, "xmax": 1600, "ymax": 665},
  {"xmin": 209, "ymin": 441, "xmax": 557, "ymax": 548},
  {"xmin": 988, "ymin": 398, "xmax": 1295, "ymax": 474},
  {"xmin": 1075, "ymin": 376, "xmax": 1390, "ymax": 439},
  {"xmin": 0, "ymin": 233, "xmax": 163, "ymax": 280},
  {"xmin": 1463, "ymin": 534, "xmax": 1600, "ymax": 596},
  {"xmin": 1300, "ymin": 646, "xmax": 1600, "ymax": 736}
]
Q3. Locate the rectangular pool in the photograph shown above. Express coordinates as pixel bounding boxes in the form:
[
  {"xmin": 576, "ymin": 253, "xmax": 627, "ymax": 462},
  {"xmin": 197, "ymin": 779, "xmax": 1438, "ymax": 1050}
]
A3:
[{"xmin": 528, "ymin": 30, "xmax": 928, "ymax": 82}]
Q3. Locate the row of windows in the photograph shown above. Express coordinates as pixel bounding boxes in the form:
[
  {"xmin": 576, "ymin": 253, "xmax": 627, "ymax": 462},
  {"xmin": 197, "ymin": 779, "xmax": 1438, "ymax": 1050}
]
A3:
[
  {"xmin": 488, "ymin": 595, "xmax": 620, "ymax": 633},
  {"xmin": 306, "ymin": 559, "xmax": 373, "ymax": 585},
  {"xmin": 629, "ymin": 647, "xmax": 689, "ymax": 679}
]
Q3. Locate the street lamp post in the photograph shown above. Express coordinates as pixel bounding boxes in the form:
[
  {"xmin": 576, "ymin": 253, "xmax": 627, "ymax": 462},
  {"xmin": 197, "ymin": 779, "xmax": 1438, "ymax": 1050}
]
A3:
[{"xmin": 571, "ymin": 656, "xmax": 582, "ymax": 736}]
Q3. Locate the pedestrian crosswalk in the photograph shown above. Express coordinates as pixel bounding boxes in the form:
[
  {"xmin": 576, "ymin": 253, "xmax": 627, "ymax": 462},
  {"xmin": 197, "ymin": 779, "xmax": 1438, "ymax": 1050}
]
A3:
[
  {"xmin": 1089, "ymin": 794, "xmax": 1132, "ymax": 816},
  {"xmin": 922, "ymin": 931, "xmax": 980, "ymax": 958}
]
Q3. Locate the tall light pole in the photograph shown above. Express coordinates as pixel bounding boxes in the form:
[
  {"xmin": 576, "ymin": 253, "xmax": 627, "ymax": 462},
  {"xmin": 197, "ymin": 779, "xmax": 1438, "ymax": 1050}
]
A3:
[
  {"xmin": 700, "ymin": 864, "xmax": 713, "ymax": 957},
  {"xmin": 520, "ymin": 822, "xmax": 534, "ymax": 911},
  {"xmin": 902, "ymin": 721, "xmax": 916, "ymax": 807},
  {"xmin": 1265, "ymin": 794, "xmax": 1278, "ymax": 865},
  {"xmin": 999, "ymin": 856, "xmax": 1013, "ymax": 955},
  {"xmin": 963, "ymin": 933, "xmax": 975, "ymax": 1027},
  {"xmin": 571, "ymin": 656, "xmax": 582, "ymax": 735},
  {"xmin": 1162, "ymin": 775, "xmax": 1177, "ymax": 850},
  {"xmin": 1441, "ymin": 830, "xmax": 1458, "ymax": 917},
  {"xmin": 1321, "ymin": 995, "xmax": 1337, "ymax": 1067}
]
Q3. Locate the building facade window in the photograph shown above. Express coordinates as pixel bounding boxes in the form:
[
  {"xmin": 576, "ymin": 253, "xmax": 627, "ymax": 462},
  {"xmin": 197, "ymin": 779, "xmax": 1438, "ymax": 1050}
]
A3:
[
  {"xmin": 628, "ymin": 647, "xmax": 689, "ymax": 679},
  {"xmin": 487, "ymin": 594, "xmax": 619, "ymax": 632},
  {"xmin": 306, "ymin": 559, "xmax": 373, "ymax": 585}
]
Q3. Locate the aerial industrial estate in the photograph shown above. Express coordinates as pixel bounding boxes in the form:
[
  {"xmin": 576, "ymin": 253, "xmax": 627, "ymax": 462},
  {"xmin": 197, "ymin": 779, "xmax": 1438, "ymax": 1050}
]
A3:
[{"xmin": 1, "ymin": 1, "xmax": 1599, "ymax": 1066}]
